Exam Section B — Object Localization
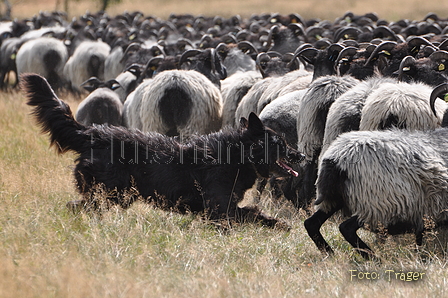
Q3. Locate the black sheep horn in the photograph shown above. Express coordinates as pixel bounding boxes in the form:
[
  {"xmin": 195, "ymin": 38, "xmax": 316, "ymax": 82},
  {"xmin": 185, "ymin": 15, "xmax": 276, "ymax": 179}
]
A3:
[
  {"xmin": 430, "ymin": 83, "xmax": 448, "ymax": 118},
  {"xmin": 179, "ymin": 49, "xmax": 202, "ymax": 67},
  {"xmin": 428, "ymin": 50, "xmax": 448, "ymax": 62},
  {"xmin": 364, "ymin": 41, "xmax": 397, "ymax": 66},
  {"xmin": 397, "ymin": 56, "xmax": 415, "ymax": 81}
]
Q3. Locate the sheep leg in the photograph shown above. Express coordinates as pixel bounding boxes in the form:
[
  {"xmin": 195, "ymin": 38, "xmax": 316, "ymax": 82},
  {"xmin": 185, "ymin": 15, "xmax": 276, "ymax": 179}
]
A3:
[
  {"xmin": 415, "ymin": 229, "xmax": 424, "ymax": 247},
  {"xmin": 339, "ymin": 216, "xmax": 375, "ymax": 260},
  {"xmin": 304, "ymin": 209, "xmax": 336, "ymax": 255}
]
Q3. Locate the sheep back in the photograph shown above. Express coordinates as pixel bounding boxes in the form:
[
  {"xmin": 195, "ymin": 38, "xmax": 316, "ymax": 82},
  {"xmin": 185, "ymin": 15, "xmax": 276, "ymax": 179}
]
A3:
[
  {"xmin": 75, "ymin": 88, "xmax": 123, "ymax": 126},
  {"xmin": 297, "ymin": 75, "xmax": 359, "ymax": 160},
  {"xmin": 360, "ymin": 82, "xmax": 448, "ymax": 131},
  {"xmin": 139, "ymin": 70, "xmax": 223, "ymax": 136}
]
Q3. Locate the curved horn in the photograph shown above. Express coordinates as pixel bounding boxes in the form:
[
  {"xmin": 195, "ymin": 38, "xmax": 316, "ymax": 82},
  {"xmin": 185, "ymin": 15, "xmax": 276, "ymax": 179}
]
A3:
[
  {"xmin": 294, "ymin": 43, "xmax": 313, "ymax": 55},
  {"xmin": 237, "ymin": 41, "xmax": 258, "ymax": 56},
  {"xmin": 266, "ymin": 51, "xmax": 283, "ymax": 59},
  {"xmin": 141, "ymin": 56, "xmax": 164, "ymax": 78},
  {"xmin": 430, "ymin": 83, "xmax": 448, "ymax": 118},
  {"xmin": 373, "ymin": 25, "xmax": 398, "ymax": 41},
  {"xmin": 438, "ymin": 39, "xmax": 448, "ymax": 51},
  {"xmin": 256, "ymin": 52, "xmax": 270, "ymax": 78},
  {"xmin": 80, "ymin": 76, "xmax": 102, "ymax": 92},
  {"xmin": 287, "ymin": 23, "xmax": 305, "ymax": 37},
  {"xmin": 177, "ymin": 37, "xmax": 195, "ymax": 49},
  {"xmin": 327, "ymin": 43, "xmax": 345, "ymax": 53},
  {"xmin": 428, "ymin": 50, "xmax": 448, "ymax": 62},
  {"xmin": 334, "ymin": 46, "xmax": 358, "ymax": 72},
  {"xmin": 179, "ymin": 49, "xmax": 202, "ymax": 66},
  {"xmin": 364, "ymin": 41, "xmax": 397, "ymax": 66},
  {"xmin": 265, "ymin": 24, "xmax": 280, "ymax": 49},
  {"xmin": 334, "ymin": 27, "xmax": 362, "ymax": 43},
  {"xmin": 297, "ymin": 47, "xmax": 319, "ymax": 64},
  {"xmin": 220, "ymin": 33, "xmax": 238, "ymax": 44},
  {"xmin": 216, "ymin": 42, "xmax": 229, "ymax": 59},
  {"xmin": 397, "ymin": 55, "xmax": 415, "ymax": 81},
  {"xmin": 120, "ymin": 42, "xmax": 142, "ymax": 63},
  {"xmin": 406, "ymin": 36, "xmax": 435, "ymax": 54}
]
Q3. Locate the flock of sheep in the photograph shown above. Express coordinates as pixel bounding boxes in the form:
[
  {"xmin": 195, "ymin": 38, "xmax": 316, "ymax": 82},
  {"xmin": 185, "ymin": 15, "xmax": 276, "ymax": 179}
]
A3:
[{"xmin": 3, "ymin": 10, "xmax": 448, "ymax": 259}]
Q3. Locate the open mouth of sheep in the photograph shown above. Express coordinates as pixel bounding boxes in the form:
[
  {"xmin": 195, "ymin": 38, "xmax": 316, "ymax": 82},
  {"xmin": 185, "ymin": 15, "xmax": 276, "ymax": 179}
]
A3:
[{"xmin": 276, "ymin": 158, "xmax": 299, "ymax": 177}]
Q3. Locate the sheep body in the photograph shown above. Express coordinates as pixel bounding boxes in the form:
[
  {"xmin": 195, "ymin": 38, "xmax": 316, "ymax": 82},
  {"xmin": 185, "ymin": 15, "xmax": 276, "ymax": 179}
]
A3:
[
  {"xmin": 16, "ymin": 37, "xmax": 68, "ymax": 89},
  {"xmin": 317, "ymin": 129, "xmax": 448, "ymax": 230},
  {"xmin": 321, "ymin": 77, "xmax": 396, "ymax": 157},
  {"xmin": 75, "ymin": 87, "xmax": 123, "ymax": 126},
  {"xmin": 63, "ymin": 40, "xmax": 111, "ymax": 93},
  {"xmin": 297, "ymin": 75, "xmax": 359, "ymax": 161},
  {"xmin": 359, "ymin": 81, "xmax": 447, "ymax": 131},
  {"xmin": 129, "ymin": 70, "xmax": 223, "ymax": 136},
  {"xmin": 221, "ymin": 70, "xmax": 262, "ymax": 127}
]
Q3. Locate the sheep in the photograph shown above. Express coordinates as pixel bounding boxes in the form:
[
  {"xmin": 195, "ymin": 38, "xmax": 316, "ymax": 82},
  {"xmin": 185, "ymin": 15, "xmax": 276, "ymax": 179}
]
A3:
[
  {"xmin": 216, "ymin": 42, "xmax": 257, "ymax": 77},
  {"xmin": 113, "ymin": 64, "xmax": 142, "ymax": 103},
  {"xmin": 75, "ymin": 77, "xmax": 123, "ymax": 126},
  {"xmin": 359, "ymin": 81, "xmax": 448, "ymax": 131},
  {"xmin": 63, "ymin": 40, "xmax": 111, "ymax": 94},
  {"xmin": 127, "ymin": 69, "xmax": 223, "ymax": 136},
  {"xmin": 396, "ymin": 51, "xmax": 448, "ymax": 87},
  {"xmin": 234, "ymin": 77, "xmax": 274, "ymax": 124},
  {"xmin": 221, "ymin": 70, "xmax": 262, "ymax": 128},
  {"xmin": 104, "ymin": 44, "xmax": 127, "ymax": 81},
  {"xmin": 296, "ymin": 75, "xmax": 359, "ymax": 206},
  {"xmin": 320, "ymin": 77, "xmax": 397, "ymax": 157},
  {"xmin": 15, "ymin": 36, "xmax": 68, "ymax": 91},
  {"xmin": 179, "ymin": 48, "xmax": 227, "ymax": 88},
  {"xmin": 256, "ymin": 68, "xmax": 312, "ymax": 114},
  {"xmin": 122, "ymin": 79, "xmax": 149, "ymax": 129},
  {"xmin": 304, "ymin": 83, "xmax": 448, "ymax": 260},
  {"xmin": 234, "ymin": 65, "xmax": 311, "ymax": 124},
  {"xmin": 297, "ymin": 75, "xmax": 359, "ymax": 161},
  {"xmin": 0, "ymin": 37, "xmax": 25, "ymax": 89}
]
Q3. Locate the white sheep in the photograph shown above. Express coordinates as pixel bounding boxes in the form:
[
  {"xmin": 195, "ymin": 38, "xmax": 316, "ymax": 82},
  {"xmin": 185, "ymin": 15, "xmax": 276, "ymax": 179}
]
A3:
[
  {"xmin": 220, "ymin": 70, "xmax": 262, "ymax": 128},
  {"xmin": 126, "ymin": 70, "xmax": 223, "ymax": 136},
  {"xmin": 63, "ymin": 40, "xmax": 111, "ymax": 94},
  {"xmin": 16, "ymin": 36, "xmax": 68, "ymax": 90}
]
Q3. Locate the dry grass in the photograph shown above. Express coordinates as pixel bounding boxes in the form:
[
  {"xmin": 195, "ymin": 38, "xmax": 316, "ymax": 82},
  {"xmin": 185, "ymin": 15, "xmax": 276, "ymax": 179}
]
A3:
[
  {"xmin": 7, "ymin": 0, "xmax": 448, "ymax": 22},
  {"xmin": 1, "ymin": 88, "xmax": 448, "ymax": 298},
  {"xmin": 1, "ymin": 1, "xmax": 448, "ymax": 297}
]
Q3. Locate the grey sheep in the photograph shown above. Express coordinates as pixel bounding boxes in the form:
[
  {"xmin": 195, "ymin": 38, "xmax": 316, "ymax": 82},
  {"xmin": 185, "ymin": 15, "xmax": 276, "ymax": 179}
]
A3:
[
  {"xmin": 126, "ymin": 70, "xmax": 223, "ymax": 136},
  {"xmin": 304, "ymin": 83, "xmax": 448, "ymax": 259}
]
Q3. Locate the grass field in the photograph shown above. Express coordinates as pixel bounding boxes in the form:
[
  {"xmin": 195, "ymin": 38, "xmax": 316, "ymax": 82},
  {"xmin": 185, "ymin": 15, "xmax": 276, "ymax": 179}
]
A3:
[
  {"xmin": 1, "ymin": 1, "xmax": 448, "ymax": 297},
  {"xmin": 1, "ymin": 87, "xmax": 448, "ymax": 298}
]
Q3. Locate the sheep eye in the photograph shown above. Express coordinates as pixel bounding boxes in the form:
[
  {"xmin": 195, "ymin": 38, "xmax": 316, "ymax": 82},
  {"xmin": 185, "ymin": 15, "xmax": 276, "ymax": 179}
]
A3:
[
  {"xmin": 444, "ymin": 94, "xmax": 448, "ymax": 103},
  {"xmin": 403, "ymin": 66, "xmax": 411, "ymax": 72},
  {"xmin": 438, "ymin": 64, "xmax": 445, "ymax": 71}
]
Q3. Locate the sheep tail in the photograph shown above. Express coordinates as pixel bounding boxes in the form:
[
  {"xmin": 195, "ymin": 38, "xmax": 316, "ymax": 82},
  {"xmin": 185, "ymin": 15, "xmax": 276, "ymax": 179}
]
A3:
[{"xmin": 21, "ymin": 73, "xmax": 88, "ymax": 154}]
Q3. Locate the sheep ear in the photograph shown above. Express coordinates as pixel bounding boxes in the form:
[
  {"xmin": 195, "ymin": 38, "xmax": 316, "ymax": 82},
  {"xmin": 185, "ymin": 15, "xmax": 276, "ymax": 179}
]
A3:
[{"xmin": 247, "ymin": 112, "xmax": 264, "ymax": 134}]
